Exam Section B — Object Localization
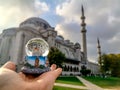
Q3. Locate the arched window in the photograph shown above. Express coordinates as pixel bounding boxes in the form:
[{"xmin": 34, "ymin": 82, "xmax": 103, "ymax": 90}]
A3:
[
  {"xmin": 77, "ymin": 67, "xmax": 79, "ymax": 72},
  {"xmin": 64, "ymin": 65, "xmax": 67, "ymax": 71},
  {"xmin": 74, "ymin": 67, "xmax": 77, "ymax": 72},
  {"xmin": 70, "ymin": 66, "xmax": 72, "ymax": 72},
  {"xmin": 67, "ymin": 66, "xmax": 70, "ymax": 71}
]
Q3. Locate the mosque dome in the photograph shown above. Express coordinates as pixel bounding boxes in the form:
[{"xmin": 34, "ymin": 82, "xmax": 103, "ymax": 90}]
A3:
[
  {"xmin": 19, "ymin": 17, "xmax": 51, "ymax": 30},
  {"xmin": 55, "ymin": 35, "xmax": 64, "ymax": 41},
  {"xmin": 74, "ymin": 43, "xmax": 81, "ymax": 49}
]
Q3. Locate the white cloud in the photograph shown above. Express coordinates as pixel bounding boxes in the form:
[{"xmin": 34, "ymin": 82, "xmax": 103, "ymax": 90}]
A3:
[
  {"xmin": 56, "ymin": 0, "xmax": 83, "ymax": 24},
  {"xmin": 55, "ymin": 0, "xmax": 120, "ymax": 62},
  {"xmin": 0, "ymin": 6, "xmax": 34, "ymax": 30},
  {"xmin": 34, "ymin": 0, "xmax": 49, "ymax": 15},
  {"xmin": 0, "ymin": 0, "xmax": 120, "ymax": 63},
  {"xmin": 0, "ymin": 0, "xmax": 49, "ymax": 33},
  {"xmin": 55, "ymin": 24, "xmax": 65, "ymax": 36},
  {"xmin": 55, "ymin": 21, "xmax": 81, "ymax": 43}
]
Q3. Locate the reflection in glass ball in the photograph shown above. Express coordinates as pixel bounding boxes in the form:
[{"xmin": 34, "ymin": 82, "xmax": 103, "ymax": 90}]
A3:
[
  {"xmin": 21, "ymin": 38, "xmax": 50, "ymax": 75},
  {"xmin": 25, "ymin": 38, "xmax": 49, "ymax": 56}
]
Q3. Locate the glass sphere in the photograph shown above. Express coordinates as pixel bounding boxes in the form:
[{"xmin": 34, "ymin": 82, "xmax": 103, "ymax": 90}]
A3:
[
  {"xmin": 25, "ymin": 38, "xmax": 49, "ymax": 57},
  {"xmin": 21, "ymin": 38, "xmax": 50, "ymax": 75}
]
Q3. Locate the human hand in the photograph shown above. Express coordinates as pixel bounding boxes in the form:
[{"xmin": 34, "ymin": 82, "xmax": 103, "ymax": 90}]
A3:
[{"xmin": 0, "ymin": 61, "xmax": 62, "ymax": 90}]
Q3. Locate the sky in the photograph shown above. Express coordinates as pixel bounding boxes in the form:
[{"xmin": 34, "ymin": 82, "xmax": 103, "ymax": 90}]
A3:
[
  {"xmin": 0, "ymin": 0, "xmax": 120, "ymax": 63},
  {"xmin": 26, "ymin": 56, "xmax": 46, "ymax": 65}
]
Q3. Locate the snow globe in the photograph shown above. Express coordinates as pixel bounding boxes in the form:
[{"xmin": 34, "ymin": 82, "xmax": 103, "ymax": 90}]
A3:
[{"xmin": 21, "ymin": 38, "xmax": 50, "ymax": 75}]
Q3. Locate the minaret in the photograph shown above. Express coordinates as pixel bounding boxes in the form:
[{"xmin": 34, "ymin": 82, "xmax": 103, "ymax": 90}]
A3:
[
  {"xmin": 97, "ymin": 38, "xmax": 102, "ymax": 65},
  {"xmin": 81, "ymin": 5, "xmax": 87, "ymax": 64}
]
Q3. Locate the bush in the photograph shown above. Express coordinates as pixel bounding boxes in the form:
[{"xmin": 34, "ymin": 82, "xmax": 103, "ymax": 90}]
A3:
[{"xmin": 80, "ymin": 66, "xmax": 91, "ymax": 76}]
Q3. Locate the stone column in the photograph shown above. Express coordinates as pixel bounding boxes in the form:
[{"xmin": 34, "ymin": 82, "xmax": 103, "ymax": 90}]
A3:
[{"xmin": 13, "ymin": 31, "xmax": 24, "ymax": 65}]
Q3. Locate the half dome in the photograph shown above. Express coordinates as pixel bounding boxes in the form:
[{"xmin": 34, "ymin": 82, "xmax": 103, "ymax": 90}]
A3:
[
  {"xmin": 55, "ymin": 35, "xmax": 64, "ymax": 41},
  {"xmin": 74, "ymin": 43, "xmax": 81, "ymax": 49}
]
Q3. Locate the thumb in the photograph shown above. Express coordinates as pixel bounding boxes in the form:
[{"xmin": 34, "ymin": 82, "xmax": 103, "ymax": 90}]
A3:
[
  {"xmin": 2, "ymin": 61, "xmax": 16, "ymax": 71},
  {"xmin": 52, "ymin": 68, "xmax": 62, "ymax": 80}
]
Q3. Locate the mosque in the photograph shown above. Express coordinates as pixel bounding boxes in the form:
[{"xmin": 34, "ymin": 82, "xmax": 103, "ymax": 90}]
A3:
[{"xmin": 0, "ymin": 6, "xmax": 100, "ymax": 75}]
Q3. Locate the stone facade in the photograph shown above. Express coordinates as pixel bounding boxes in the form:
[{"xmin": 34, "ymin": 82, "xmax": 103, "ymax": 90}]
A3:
[{"xmin": 0, "ymin": 17, "xmax": 100, "ymax": 75}]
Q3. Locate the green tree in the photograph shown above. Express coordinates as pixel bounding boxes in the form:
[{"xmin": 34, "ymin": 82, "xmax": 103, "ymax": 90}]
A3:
[
  {"xmin": 48, "ymin": 47, "xmax": 65, "ymax": 68},
  {"xmin": 100, "ymin": 54, "xmax": 111, "ymax": 73},
  {"xmin": 100, "ymin": 54, "xmax": 120, "ymax": 77}
]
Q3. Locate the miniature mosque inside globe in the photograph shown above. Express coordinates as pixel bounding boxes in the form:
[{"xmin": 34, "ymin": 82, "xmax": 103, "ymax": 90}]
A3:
[{"xmin": 21, "ymin": 38, "xmax": 50, "ymax": 75}]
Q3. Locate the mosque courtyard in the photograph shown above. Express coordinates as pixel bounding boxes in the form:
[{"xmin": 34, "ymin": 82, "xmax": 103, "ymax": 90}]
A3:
[{"xmin": 54, "ymin": 76, "xmax": 120, "ymax": 90}]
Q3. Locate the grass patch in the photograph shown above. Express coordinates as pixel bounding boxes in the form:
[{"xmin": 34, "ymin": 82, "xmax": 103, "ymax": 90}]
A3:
[
  {"xmin": 56, "ymin": 76, "xmax": 84, "ymax": 86},
  {"xmin": 83, "ymin": 76, "xmax": 120, "ymax": 88},
  {"xmin": 53, "ymin": 86, "xmax": 85, "ymax": 90}
]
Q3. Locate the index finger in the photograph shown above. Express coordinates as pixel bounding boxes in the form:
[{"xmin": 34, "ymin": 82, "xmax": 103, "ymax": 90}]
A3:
[{"xmin": 2, "ymin": 61, "xmax": 16, "ymax": 71}]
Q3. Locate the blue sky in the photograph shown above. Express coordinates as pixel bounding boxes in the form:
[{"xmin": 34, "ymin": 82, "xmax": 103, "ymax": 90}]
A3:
[
  {"xmin": 40, "ymin": 0, "xmax": 65, "ymax": 26},
  {"xmin": 0, "ymin": 0, "xmax": 120, "ymax": 62},
  {"xmin": 26, "ymin": 56, "xmax": 47, "ymax": 65}
]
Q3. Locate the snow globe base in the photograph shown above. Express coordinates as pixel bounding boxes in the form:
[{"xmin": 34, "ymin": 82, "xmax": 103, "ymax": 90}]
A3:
[
  {"xmin": 21, "ymin": 66, "xmax": 50, "ymax": 76},
  {"xmin": 21, "ymin": 56, "xmax": 50, "ymax": 75}
]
